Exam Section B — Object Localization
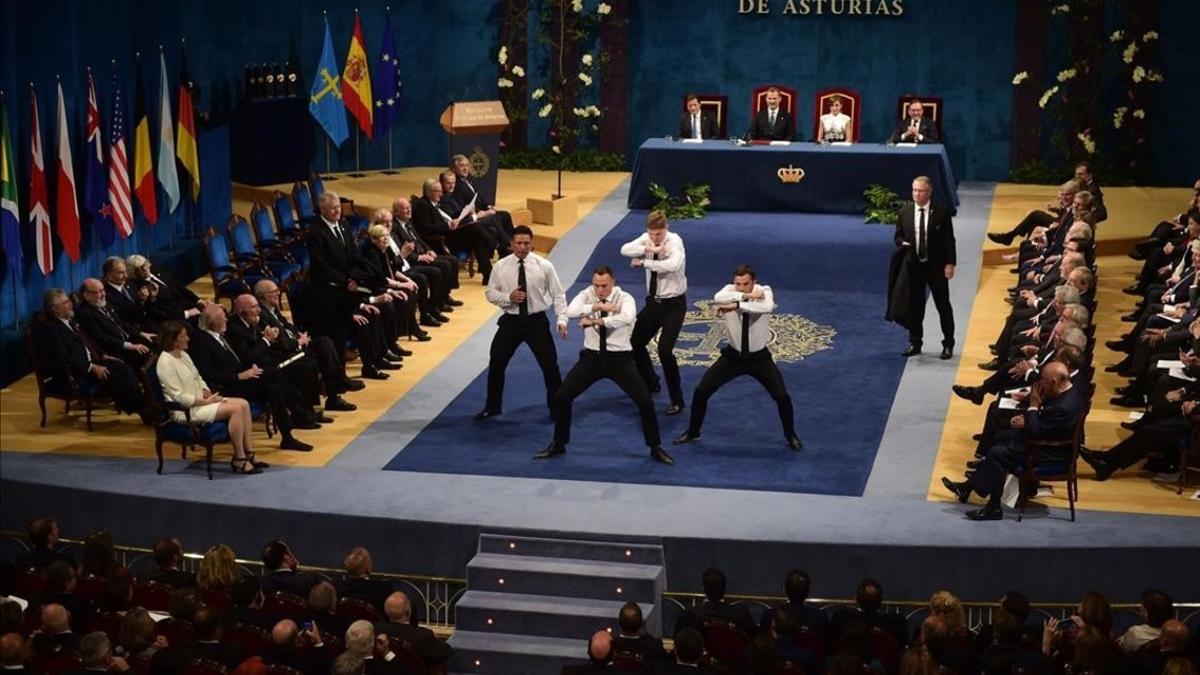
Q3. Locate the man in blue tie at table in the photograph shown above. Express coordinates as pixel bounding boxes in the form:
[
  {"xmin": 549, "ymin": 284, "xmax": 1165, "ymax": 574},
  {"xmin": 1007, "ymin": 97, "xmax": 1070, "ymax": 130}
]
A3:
[{"xmin": 676, "ymin": 94, "xmax": 718, "ymax": 140}]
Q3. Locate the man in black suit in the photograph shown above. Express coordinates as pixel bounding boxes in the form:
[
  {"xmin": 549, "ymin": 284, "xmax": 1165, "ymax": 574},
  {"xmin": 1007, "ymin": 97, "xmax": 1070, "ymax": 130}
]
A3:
[
  {"xmin": 828, "ymin": 578, "xmax": 908, "ymax": 648},
  {"xmin": 189, "ymin": 304, "xmax": 314, "ymax": 452},
  {"xmin": 677, "ymin": 94, "xmax": 719, "ymax": 140},
  {"xmin": 662, "ymin": 628, "xmax": 718, "ymax": 675},
  {"xmin": 254, "ymin": 279, "xmax": 362, "ymax": 411},
  {"xmin": 101, "ymin": 256, "xmax": 154, "ymax": 331},
  {"xmin": 345, "ymin": 620, "xmax": 412, "ymax": 675},
  {"xmin": 673, "ymin": 568, "xmax": 756, "ymax": 637},
  {"xmin": 76, "ymin": 631, "xmax": 129, "ymax": 675},
  {"xmin": 138, "ymin": 538, "xmax": 197, "ymax": 589},
  {"xmin": 230, "ymin": 576, "xmax": 277, "ymax": 631},
  {"xmin": 338, "ymin": 547, "xmax": 392, "ymax": 616},
  {"xmin": 612, "ymin": 601, "xmax": 667, "ymax": 669},
  {"xmin": 36, "ymin": 563, "xmax": 95, "ymax": 632},
  {"xmin": 391, "ymin": 197, "xmax": 461, "ymax": 309},
  {"xmin": 893, "ymin": 176, "xmax": 957, "ymax": 359},
  {"xmin": 75, "ymin": 279, "xmax": 156, "ymax": 370},
  {"xmin": 943, "ymin": 362, "xmax": 1085, "ymax": 520},
  {"xmin": 262, "ymin": 619, "xmax": 336, "ymax": 675},
  {"xmin": 374, "ymin": 592, "xmax": 451, "ymax": 671},
  {"xmin": 30, "ymin": 604, "xmax": 79, "ymax": 656},
  {"xmin": 759, "ymin": 569, "xmax": 827, "ymax": 638},
  {"xmin": 888, "ymin": 100, "xmax": 939, "ymax": 144},
  {"xmin": 441, "ymin": 171, "xmax": 510, "ymax": 266},
  {"xmin": 451, "ymin": 154, "xmax": 515, "ymax": 241},
  {"xmin": 414, "ymin": 178, "xmax": 499, "ymax": 284},
  {"xmin": 309, "ymin": 582, "xmax": 355, "ymax": 645},
  {"xmin": 14, "ymin": 517, "xmax": 73, "ymax": 570},
  {"xmin": 126, "ymin": 254, "xmax": 208, "ymax": 324},
  {"xmin": 0, "ymin": 633, "xmax": 26, "ymax": 675},
  {"xmin": 37, "ymin": 288, "xmax": 145, "ymax": 418},
  {"xmin": 374, "ymin": 208, "xmax": 452, "ymax": 325},
  {"xmin": 561, "ymin": 630, "xmax": 614, "ymax": 675},
  {"xmin": 747, "ymin": 87, "xmax": 792, "ymax": 141},
  {"xmin": 260, "ymin": 540, "xmax": 326, "ymax": 598},
  {"xmin": 155, "ymin": 607, "xmax": 241, "ymax": 669},
  {"xmin": 230, "ymin": 293, "xmax": 326, "ymax": 416}
]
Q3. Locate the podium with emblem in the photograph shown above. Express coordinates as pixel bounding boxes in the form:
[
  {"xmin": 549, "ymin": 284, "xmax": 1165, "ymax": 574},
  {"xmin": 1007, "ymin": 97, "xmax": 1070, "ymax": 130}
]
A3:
[{"xmin": 440, "ymin": 101, "xmax": 509, "ymax": 209}]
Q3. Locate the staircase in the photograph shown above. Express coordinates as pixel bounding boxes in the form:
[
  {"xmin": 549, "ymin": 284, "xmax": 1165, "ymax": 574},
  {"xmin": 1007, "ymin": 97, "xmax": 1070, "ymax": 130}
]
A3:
[{"xmin": 447, "ymin": 533, "xmax": 666, "ymax": 675}]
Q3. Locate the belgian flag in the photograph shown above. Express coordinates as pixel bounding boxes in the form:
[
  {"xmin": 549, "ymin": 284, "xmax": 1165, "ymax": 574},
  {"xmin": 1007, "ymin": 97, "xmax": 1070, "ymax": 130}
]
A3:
[{"xmin": 132, "ymin": 55, "xmax": 157, "ymax": 224}]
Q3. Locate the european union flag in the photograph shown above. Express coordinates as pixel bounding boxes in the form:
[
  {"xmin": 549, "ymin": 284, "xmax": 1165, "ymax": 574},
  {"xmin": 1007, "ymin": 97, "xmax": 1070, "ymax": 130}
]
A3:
[
  {"xmin": 310, "ymin": 17, "xmax": 349, "ymax": 147},
  {"xmin": 372, "ymin": 13, "xmax": 402, "ymax": 140}
]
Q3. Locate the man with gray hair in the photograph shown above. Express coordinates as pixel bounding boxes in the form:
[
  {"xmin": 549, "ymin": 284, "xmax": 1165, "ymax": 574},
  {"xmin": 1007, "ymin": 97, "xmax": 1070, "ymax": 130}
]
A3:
[
  {"xmin": 411, "ymin": 177, "xmax": 497, "ymax": 284},
  {"xmin": 392, "ymin": 195, "xmax": 461, "ymax": 306},
  {"xmin": 75, "ymin": 278, "xmax": 156, "ymax": 370},
  {"xmin": 101, "ymin": 255, "xmax": 152, "ymax": 330},
  {"xmin": 374, "ymin": 592, "xmax": 452, "ymax": 670},
  {"xmin": 78, "ymin": 631, "xmax": 128, "ymax": 672}
]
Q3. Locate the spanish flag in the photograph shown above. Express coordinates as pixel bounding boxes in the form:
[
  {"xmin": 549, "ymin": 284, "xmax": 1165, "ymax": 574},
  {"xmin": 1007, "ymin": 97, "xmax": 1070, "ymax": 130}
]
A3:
[
  {"xmin": 176, "ymin": 44, "xmax": 200, "ymax": 200},
  {"xmin": 132, "ymin": 56, "xmax": 157, "ymax": 224},
  {"xmin": 341, "ymin": 12, "xmax": 373, "ymax": 139}
]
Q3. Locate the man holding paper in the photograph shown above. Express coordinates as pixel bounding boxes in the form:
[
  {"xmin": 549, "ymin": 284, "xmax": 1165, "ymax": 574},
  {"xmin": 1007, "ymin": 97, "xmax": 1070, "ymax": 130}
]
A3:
[
  {"xmin": 413, "ymin": 178, "xmax": 499, "ymax": 284},
  {"xmin": 451, "ymin": 154, "xmax": 515, "ymax": 241},
  {"xmin": 441, "ymin": 170, "xmax": 511, "ymax": 261}
]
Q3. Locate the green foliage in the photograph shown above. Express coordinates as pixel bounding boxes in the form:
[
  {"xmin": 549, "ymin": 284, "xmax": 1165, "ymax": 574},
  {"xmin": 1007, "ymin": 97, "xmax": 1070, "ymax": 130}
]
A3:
[
  {"xmin": 862, "ymin": 184, "xmax": 904, "ymax": 225},
  {"xmin": 648, "ymin": 182, "xmax": 711, "ymax": 220},
  {"xmin": 499, "ymin": 148, "xmax": 626, "ymax": 172},
  {"xmin": 1008, "ymin": 160, "xmax": 1064, "ymax": 185}
]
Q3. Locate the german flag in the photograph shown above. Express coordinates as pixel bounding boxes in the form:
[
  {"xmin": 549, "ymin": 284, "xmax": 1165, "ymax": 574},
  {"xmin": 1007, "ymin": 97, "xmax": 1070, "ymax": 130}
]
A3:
[
  {"xmin": 132, "ymin": 55, "xmax": 157, "ymax": 224},
  {"xmin": 176, "ymin": 44, "xmax": 200, "ymax": 200}
]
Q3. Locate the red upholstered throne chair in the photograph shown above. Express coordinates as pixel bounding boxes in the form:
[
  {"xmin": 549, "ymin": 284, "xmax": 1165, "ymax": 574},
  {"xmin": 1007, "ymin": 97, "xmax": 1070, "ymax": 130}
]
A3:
[
  {"xmin": 681, "ymin": 93, "xmax": 729, "ymax": 139},
  {"xmin": 749, "ymin": 84, "xmax": 798, "ymax": 140},
  {"xmin": 812, "ymin": 87, "xmax": 862, "ymax": 142},
  {"xmin": 897, "ymin": 93, "xmax": 944, "ymax": 141}
]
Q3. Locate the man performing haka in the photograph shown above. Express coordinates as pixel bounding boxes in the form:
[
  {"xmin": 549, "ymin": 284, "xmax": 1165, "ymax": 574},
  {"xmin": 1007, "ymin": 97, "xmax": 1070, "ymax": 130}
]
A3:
[
  {"xmin": 673, "ymin": 265, "xmax": 802, "ymax": 451},
  {"xmin": 535, "ymin": 266, "xmax": 676, "ymax": 465},
  {"xmin": 620, "ymin": 211, "xmax": 689, "ymax": 416}
]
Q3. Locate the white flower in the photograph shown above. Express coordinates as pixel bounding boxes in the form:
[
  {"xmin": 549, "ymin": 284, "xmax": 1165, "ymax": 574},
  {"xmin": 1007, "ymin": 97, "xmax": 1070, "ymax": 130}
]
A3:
[
  {"xmin": 1132, "ymin": 109, "xmax": 1145, "ymax": 119},
  {"xmin": 573, "ymin": 107, "xmax": 587, "ymax": 117},
  {"xmin": 1123, "ymin": 42, "xmax": 1137, "ymax": 63},
  {"xmin": 1050, "ymin": 3, "xmax": 1069, "ymax": 14},
  {"xmin": 1056, "ymin": 68, "xmax": 1077, "ymax": 82},
  {"xmin": 538, "ymin": 103, "xmax": 553, "ymax": 118},
  {"xmin": 1132, "ymin": 65, "xmax": 1146, "ymax": 83},
  {"xmin": 497, "ymin": 77, "xmax": 514, "ymax": 88},
  {"xmin": 581, "ymin": 54, "xmax": 594, "ymax": 67},
  {"xmin": 578, "ymin": 72, "xmax": 593, "ymax": 86},
  {"xmin": 511, "ymin": 65, "xmax": 525, "ymax": 78},
  {"xmin": 551, "ymin": 145, "xmax": 561, "ymax": 154},
  {"xmin": 586, "ymin": 105, "xmax": 602, "ymax": 117},
  {"xmin": 531, "ymin": 88, "xmax": 545, "ymax": 100},
  {"xmin": 1109, "ymin": 30, "xmax": 1124, "ymax": 42},
  {"xmin": 1147, "ymin": 69, "xmax": 1164, "ymax": 83},
  {"xmin": 498, "ymin": 46, "xmax": 508, "ymax": 65},
  {"xmin": 571, "ymin": 0, "xmax": 583, "ymax": 11},
  {"xmin": 1076, "ymin": 132, "xmax": 1095, "ymax": 155},
  {"xmin": 1012, "ymin": 71, "xmax": 1029, "ymax": 85},
  {"xmin": 1113, "ymin": 106, "xmax": 1128, "ymax": 129},
  {"xmin": 1038, "ymin": 85, "xmax": 1059, "ymax": 109},
  {"xmin": 1142, "ymin": 31, "xmax": 1158, "ymax": 41},
  {"xmin": 598, "ymin": 2, "xmax": 611, "ymax": 14}
]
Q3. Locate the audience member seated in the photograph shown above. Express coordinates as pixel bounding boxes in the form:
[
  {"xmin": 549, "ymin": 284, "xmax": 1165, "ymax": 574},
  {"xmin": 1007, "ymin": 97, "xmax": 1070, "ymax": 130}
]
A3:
[
  {"xmin": 344, "ymin": 619, "xmax": 408, "ymax": 675},
  {"xmin": 355, "ymin": 224, "xmax": 421, "ymax": 343},
  {"xmin": 439, "ymin": 171, "xmax": 508, "ymax": 274},
  {"xmin": 76, "ymin": 278, "xmax": 156, "ymax": 371},
  {"xmin": 152, "ymin": 606, "xmax": 242, "ymax": 671},
  {"xmin": 38, "ymin": 288, "xmax": 147, "ymax": 421},
  {"xmin": 900, "ymin": 615, "xmax": 977, "ymax": 675},
  {"xmin": 374, "ymin": 592, "xmax": 451, "ymax": 670},
  {"xmin": 974, "ymin": 590, "xmax": 1040, "ymax": 651},
  {"xmin": 230, "ymin": 293, "xmax": 328, "ymax": 425},
  {"xmin": 78, "ymin": 530, "xmax": 119, "ymax": 585},
  {"xmin": 31, "ymin": 603, "xmax": 80, "ymax": 654},
  {"xmin": 1067, "ymin": 624, "xmax": 1125, "ymax": 675},
  {"xmin": 561, "ymin": 630, "xmax": 614, "ymax": 675},
  {"xmin": 259, "ymin": 541, "xmax": 324, "ymax": 598},
  {"xmin": 37, "ymin": 562, "xmax": 97, "ymax": 631},
  {"xmin": 332, "ymin": 652, "xmax": 366, "ymax": 675},
  {"xmin": 829, "ymin": 578, "xmax": 907, "ymax": 648},
  {"xmin": 989, "ymin": 176, "xmax": 1086, "ymax": 246},
  {"xmin": 364, "ymin": 218, "xmax": 445, "ymax": 331},
  {"xmin": 450, "ymin": 154, "xmax": 515, "ymax": 244},
  {"xmin": 888, "ymin": 99, "xmax": 938, "ymax": 144},
  {"xmin": 927, "ymin": 591, "xmax": 976, "ymax": 647},
  {"xmin": 261, "ymin": 619, "xmax": 335, "ymax": 675},
  {"xmin": 165, "ymin": 586, "xmax": 202, "ymax": 625},
  {"xmin": 229, "ymin": 577, "xmax": 276, "ymax": 632},
  {"xmin": 663, "ymin": 628, "xmax": 715, "ymax": 675},
  {"xmin": 14, "ymin": 517, "xmax": 73, "ymax": 571},
  {"xmin": 825, "ymin": 620, "xmax": 886, "ymax": 674},
  {"xmin": 197, "ymin": 544, "xmax": 239, "ymax": 600},
  {"xmin": 126, "ymin": 254, "xmax": 208, "ymax": 324},
  {"xmin": 102, "ymin": 256, "xmax": 155, "ymax": 332},
  {"xmin": 116, "ymin": 607, "xmax": 166, "ymax": 661},
  {"xmin": 78, "ymin": 631, "xmax": 130, "ymax": 675},
  {"xmin": 759, "ymin": 568, "xmax": 827, "ymax": 638},
  {"xmin": 0, "ymin": 633, "xmax": 26, "ymax": 675},
  {"xmin": 817, "ymin": 95, "xmax": 853, "ymax": 143},
  {"xmin": 390, "ymin": 196, "xmax": 462, "ymax": 309},
  {"xmin": 674, "ymin": 567, "xmax": 756, "ymax": 638},
  {"xmin": 980, "ymin": 609, "xmax": 1049, "ymax": 674},
  {"xmin": 1119, "ymin": 589, "xmax": 1174, "ymax": 654},
  {"xmin": 139, "ymin": 537, "xmax": 196, "ymax": 590},
  {"xmin": 412, "ymin": 177, "xmax": 497, "ymax": 284},
  {"xmin": 750, "ymin": 604, "xmax": 821, "ymax": 675},
  {"xmin": 97, "ymin": 567, "xmax": 134, "ymax": 614},
  {"xmin": 0, "ymin": 602, "xmax": 22, "ymax": 634},
  {"xmin": 677, "ymin": 93, "xmax": 719, "ymax": 140},
  {"xmin": 1127, "ymin": 620, "xmax": 1197, "ymax": 675},
  {"xmin": 307, "ymin": 582, "xmax": 353, "ymax": 644},
  {"xmin": 612, "ymin": 601, "xmax": 667, "ymax": 669},
  {"xmin": 337, "ymin": 548, "xmax": 392, "ymax": 616},
  {"xmin": 747, "ymin": 86, "xmax": 793, "ymax": 141},
  {"xmin": 375, "ymin": 206, "xmax": 454, "ymax": 326}
]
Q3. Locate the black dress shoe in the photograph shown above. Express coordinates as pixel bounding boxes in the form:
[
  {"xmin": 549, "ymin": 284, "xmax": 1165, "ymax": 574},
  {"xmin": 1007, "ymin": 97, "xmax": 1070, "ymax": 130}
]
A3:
[
  {"xmin": 292, "ymin": 420, "xmax": 321, "ymax": 430},
  {"xmin": 314, "ymin": 415, "xmax": 334, "ymax": 424},
  {"xmin": 1109, "ymin": 394, "xmax": 1143, "ymax": 408},
  {"xmin": 1128, "ymin": 250, "xmax": 1146, "ymax": 261},
  {"xmin": 1122, "ymin": 284, "xmax": 1142, "ymax": 295},
  {"xmin": 1078, "ymin": 450, "xmax": 1115, "ymax": 480},
  {"xmin": 1121, "ymin": 312, "xmax": 1140, "ymax": 322},
  {"xmin": 439, "ymin": 305, "xmax": 454, "ymax": 313},
  {"xmin": 445, "ymin": 297, "xmax": 464, "ymax": 307},
  {"xmin": 325, "ymin": 396, "xmax": 357, "ymax": 412},
  {"xmin": 941, "ymin": 476, "xmax": 970, "ymax": 503},
  {"xmin": 674, "ymin": 430, "xmax": 701, "ymax": 445},
  {"xmin": 376, "ymin": 361, "xmax": 402, "ymax": 371},
  {"xmin": 964, "ymin": 504, "xmax": 1003, "ymax": 521},
  {"xmin": 978, "ymin": 358, "xmax": 1001, "ymax": 371},
  {"xmin": 1119, "ymin": 419, "xmax": 1143, "ymax": 431},
  {"xmin": 1114, "ymin": 385, "xmax": 1136, "ymax": 396},
  {"xmin": 280, "ymin": 437, "xmax": 314, "ymax": 452},
  {"xmin": 419, "ymin": 316, "xmax": 443, "ymax": 327},
  {"xmin": 987, "ymin": 232, "xmax": 1014, "ymax": 245},
  {"xmin": 664, "ymin": 402, "xmax": 685, "ymax": 416},
  {"xmin": 361, "ymin": 368, "xmax": 390, "ymax": 380},
  {"xmin": 785, "ymin": 436, "xmax": 803, "ymax": 451},
  {"xmin": 965, "ymin": 458, "xmax": 981, "ymax": 470},
  {"xmin": 902, "ymin": 343, "xmax": 922, "ymax": 358},
  {"xmin": 533, "ymin": 444, "xmax": 566, "ymax": 460},
  {"xmin": 342, "ymin": 379, "xmax": 366, "ymax": 392},
  {"xmin": 1104, "ymin": 360, "xmax": 1131, "ymax": 373},
  {"xmin": 393, "ymin": 346, "xmax": 413, "ymax": 357},
  {"xmin": 952, "ymin": 385, "xmax": 985, "ymax": 405},
  {"xmin": 410, "ymin": 330, "xmax": 432, "ymax": 342},
  {"xmin": 940, "ymin": 345, "xmax": 953, "ymax": 360},
  {"xmin": 474, "ymin": 409, "xmax": 501, "ymax": 421},
  {"xmin": 971, "ymin": 433, "xmax": 982, "ymax": 441},
  {"xmin": 988, "ymin": 345, "xmax": 1000, "ymax": 356},
  {"xmin": 383, "ymin": 353, "xmax": 404, "ymax": 363},
  {"xmin": 650, "ymin": 446, "xmax": 676, "ymax": 465},
  {"xmin": 429, "ymin": 312, "xmax": 450, "ymax": 323},
  {"xmin": 1105, "ymin": 339, "xmax": 1131, "ymax": 352}
]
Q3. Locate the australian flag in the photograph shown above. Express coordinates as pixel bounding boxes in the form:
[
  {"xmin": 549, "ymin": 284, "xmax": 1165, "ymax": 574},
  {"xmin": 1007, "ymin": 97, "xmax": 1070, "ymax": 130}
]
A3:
[
  {"xmin": 372, "ymin": 14, "xmax": 402, "ymax": 140},
  {"xmin": 309, "ymin": 16, "xmax": 349, "ymax": 147}
]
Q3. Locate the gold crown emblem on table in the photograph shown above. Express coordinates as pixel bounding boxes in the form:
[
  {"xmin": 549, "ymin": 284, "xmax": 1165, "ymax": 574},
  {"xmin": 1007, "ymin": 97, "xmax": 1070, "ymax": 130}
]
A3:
[{"xmin": 776, "ymin": 165, "xmax": 806, "ymax": 183}]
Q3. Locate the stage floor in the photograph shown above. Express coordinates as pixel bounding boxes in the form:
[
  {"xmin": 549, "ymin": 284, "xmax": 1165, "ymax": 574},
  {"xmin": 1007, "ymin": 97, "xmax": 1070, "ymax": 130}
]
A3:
[{"xmin": 2, "ymin": 173, "xmax": 1197, "ymax": 604}]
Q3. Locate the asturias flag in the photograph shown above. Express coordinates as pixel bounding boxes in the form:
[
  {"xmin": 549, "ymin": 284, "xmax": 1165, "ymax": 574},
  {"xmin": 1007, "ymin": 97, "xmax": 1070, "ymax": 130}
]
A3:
[
  {"xmin": 133, "ymin": 56, "xmax": 158, "ymax": 224},
  {"xmin": 372, "ymin": 12, "xmax": 402, "ymax": 140},
  {"xmin": 341, "ymin": 12, "xmax": 373, "ymax": 139},
  {"xmin": 0, "ymin": 92, "xmax": 22, "ymax": 275},
  {"xmin": 309, "ymin": 17, "xmax": 349, "ymax": 147},
  {"xmin": 54, "ymin": 81, "xmax": 81, "ymax": 264}
]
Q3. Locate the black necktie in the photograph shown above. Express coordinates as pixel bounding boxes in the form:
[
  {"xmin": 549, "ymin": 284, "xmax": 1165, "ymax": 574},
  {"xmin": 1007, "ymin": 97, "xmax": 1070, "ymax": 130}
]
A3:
[
  {"xmin": 741, "ymin": 311, "xmax": 751, "ymax": 356},
  {"xmin": 72, "ymin": 321, "xmax": 100, "ymax": 361},
  {"xmin": 648, "ymin": 253, "xmax": 659, "ymax": 299},
  {"xmin": 917, "ymin": 208, "xmax": 928, "ymax": 261},
  {"xmin": 103, "ymin": 307, "xmax": 129, "ymax": 339},
  {"xmin": 517, "ymin": 259, "xmax": 528, "ymax": 317},
  {"xmin": 333, "ymin": 224, "xmax": 346, "ymax": 249},
  {"xmin": 598, "ymin": 311, "xmax": 608, "ymax": 353},
  {"xmin": 217, "ymin": 335, "xmax": 240, "ymax": 364}
]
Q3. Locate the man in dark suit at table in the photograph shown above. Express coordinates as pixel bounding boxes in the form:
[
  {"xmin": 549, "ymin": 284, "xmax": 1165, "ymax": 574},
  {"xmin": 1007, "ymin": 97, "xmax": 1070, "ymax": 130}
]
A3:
[
  {"xmin": 677, "ymin": 94, "xmax": 719, "ymax": 140},
  {"xmin": 747, "ymin": 87, "xmax": 793, "ymax": 141},
  {"xmin": 889, "ymin": 99, "xmax": 939, "ymax": 144},
  {"xmin": 894, "ymin": 175, "xmax": 956, "ymax": 359}
]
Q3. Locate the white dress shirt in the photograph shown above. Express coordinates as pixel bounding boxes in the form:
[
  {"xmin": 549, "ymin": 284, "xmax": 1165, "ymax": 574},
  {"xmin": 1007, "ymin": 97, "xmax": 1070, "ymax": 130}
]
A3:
[
  {"xmin": 566, "ymin": 285, "xmax": 637, "ymax": 352},
  {"xmin": 713, "ymin": 284, "xmax": 776, "ymax": 353},
  {"xmin": 485, "ymin": 252, "xmax": 569, "ymax": 321},
  {"xmin": 820, "ymin": 112, "xmax": 851, "ymax": 140},
  {"xmin": 690, "ymin": 113, "xmax": 702, "ymax": 139},
  {"xmin": 619, "ymin": 231, "xmax": 687, "ymax": 299}
]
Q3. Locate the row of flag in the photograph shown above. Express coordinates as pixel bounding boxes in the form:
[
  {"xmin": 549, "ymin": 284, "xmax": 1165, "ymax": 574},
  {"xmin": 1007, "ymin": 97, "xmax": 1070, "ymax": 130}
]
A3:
[
  {"xmin": 310, "ymin": 11, "xmax": 404, "ymax": 147},
  {"xmin": 0, "ymin": 48, "xmax": 199, "ymax": 278}
]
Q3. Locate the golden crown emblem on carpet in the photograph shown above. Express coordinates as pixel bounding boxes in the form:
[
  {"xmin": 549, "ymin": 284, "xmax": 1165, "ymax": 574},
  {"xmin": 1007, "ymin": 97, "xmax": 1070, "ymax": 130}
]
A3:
[
  {"xmin": 776, "ymin": 164, "xmax": 806, "ymax": 183},
  {"xmin": 649, "ymin": 300, "xmax": 836, "ymax": 367}
]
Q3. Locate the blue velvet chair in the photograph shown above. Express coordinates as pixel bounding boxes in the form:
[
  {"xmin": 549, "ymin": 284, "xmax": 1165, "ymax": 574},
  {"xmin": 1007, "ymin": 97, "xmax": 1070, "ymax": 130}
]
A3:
[
  {"xmin": 228, "ymin": 215, "xmax": 301, "ymax": 283},
  {"xmin": 251, "ymin": 202, "xmax": 309, "ymax": 270},
  {"xmin": 292, "ymin": 180, "xmax": 319, "ymax": 228},
  {"xmin": 205, "ymin": 228, "xmax": 260, "ymax": 300}
]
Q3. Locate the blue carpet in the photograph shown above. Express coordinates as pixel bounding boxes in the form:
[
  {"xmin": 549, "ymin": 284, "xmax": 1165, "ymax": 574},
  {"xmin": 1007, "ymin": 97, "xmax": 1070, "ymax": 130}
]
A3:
[{"xmin": 383, "ymin": 211, "xmax": 908, "ymax": 495}]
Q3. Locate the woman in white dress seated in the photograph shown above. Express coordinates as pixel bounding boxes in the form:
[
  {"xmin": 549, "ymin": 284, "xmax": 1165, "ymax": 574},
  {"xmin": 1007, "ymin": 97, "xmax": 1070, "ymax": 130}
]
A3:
[
  {"xmin": 155, "ymin": 320, "xmax": 265, "ymax": 475},
  {"xmin": 817, "ymin": 95, "xmax": 853, "ymax": 143}
]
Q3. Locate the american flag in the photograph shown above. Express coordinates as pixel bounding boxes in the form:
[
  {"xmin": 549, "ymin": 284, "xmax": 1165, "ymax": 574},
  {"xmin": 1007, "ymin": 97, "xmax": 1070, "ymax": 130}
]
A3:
[
  {"xmin": 28, "ymin": 84, "xmax": 52, "ymax": 275},
  {"xmin": 108, "ymin": 72, "xmax": 133, "ymax": 238}
]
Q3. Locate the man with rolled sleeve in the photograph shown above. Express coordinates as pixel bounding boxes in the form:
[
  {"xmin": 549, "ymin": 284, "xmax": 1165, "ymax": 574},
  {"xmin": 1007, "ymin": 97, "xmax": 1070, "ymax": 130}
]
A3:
[
  {"xmin": 477, "ymin": 226, "xmax": 569, "ymax": 421},
  {"xmin": 536, "ymin": 266, "xmax": 675, "ymax": 465}
]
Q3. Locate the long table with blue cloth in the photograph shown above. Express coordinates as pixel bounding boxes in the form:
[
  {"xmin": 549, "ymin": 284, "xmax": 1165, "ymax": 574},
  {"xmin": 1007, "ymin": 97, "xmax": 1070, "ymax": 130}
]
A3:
[{"xmin": 627, "ymin": 138, "xmax": 959, "ymax": 215}]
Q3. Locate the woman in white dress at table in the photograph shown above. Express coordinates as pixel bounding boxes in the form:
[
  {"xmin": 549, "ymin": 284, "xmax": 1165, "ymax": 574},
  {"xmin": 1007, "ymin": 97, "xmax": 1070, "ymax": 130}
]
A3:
[
  {"xmin": 155, "ymin": 320, "xmax": 265, "ymax": 475},
  {"xmin": 817, "ymin": 95, "xmax": 853, "ymax": 144}
]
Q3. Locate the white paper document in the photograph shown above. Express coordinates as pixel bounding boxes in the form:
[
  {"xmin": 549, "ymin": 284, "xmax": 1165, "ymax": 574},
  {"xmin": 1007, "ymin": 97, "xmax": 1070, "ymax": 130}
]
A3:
[
  {"xmin": 681, "ymin": 138, "xmax": 704, "ymax": 143},
  {"xmin": 1157, "ymin": 359, "xmax": 1184, "ymax": 369},
  {"xmin": 768, "ymin": 140, "xmax": 791, "ymax": 146},
  {"xmin": 998, "ymin": 397, "xmax": 1021, "ymax": 410},
  {"xmin": 458, "ymin": 200, "xmax": 475, "ymax": 221}
]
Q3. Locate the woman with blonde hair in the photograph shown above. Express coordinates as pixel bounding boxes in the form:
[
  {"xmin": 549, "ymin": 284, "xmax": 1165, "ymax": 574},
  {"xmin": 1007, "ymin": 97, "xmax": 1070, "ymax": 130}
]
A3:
[
  {"xmin": 197, "ymin": 544, "xmax": 239, "ymax": 595},
  {"xmin": 928, "ymin": 590, "xmax": 972, "ymax": 639}
]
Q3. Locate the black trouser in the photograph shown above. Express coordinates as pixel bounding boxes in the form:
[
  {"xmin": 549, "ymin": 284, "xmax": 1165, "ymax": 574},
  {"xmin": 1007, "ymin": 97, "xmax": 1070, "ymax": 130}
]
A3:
[
  {"xmin": 686, "ymin": 347, "xmax": 796, "ymax": 439},
  {"xmin": 351, "ymin": 313, "xmax": 388, "ymax": 369},
  {"xmin": 1003, "ymin": 210, "xmax": 1056, "ymax": 239},
  {"xmin": 475, "ymin": 213, "xmax": 512, "ymax": 255},
  {"xmin": 553, "ymin": 350, "xmax": 660, "ymax": 448},
  {"xmin": 428, "ymin": 253, "xmax": 460, "ymax": 290},
  {"xmin": 631, "ymin": 294, "xmax": 687, "ymax": 405},
  {"xmin": 485, "ymin": 312, "xmax": 562, "ymax": 413},
  {"xmin": 908, "ymin": 260, "xmax": 955, "ymax": 347},
  {"xmin": 88, "ymin": 357, "xmax": 144, "ymax": 414},
  {"xmin": 305, "ymin": 335, "xmax": 349, "ymax": 395},
  {"xmin": 226, "ymin": 374, "xmax": 300, "ymax": 437},
  {"xmin": 279, "ymin": 355, "xmax": 321, "ymax": 409},
  {"xmin": 408, "ymin": 264, "xmax": 449, "ymax": 312},
  {"xmin": 449, "ymin": 224, "xmax": 498, "ymax": 282},
  {"xmin": 967, "ymin": 441, "xmax": 1071, "ymax": 505},
  {"xmin": 1100, "ymin": 415, "xmax": 1190, "ymax": 469}
]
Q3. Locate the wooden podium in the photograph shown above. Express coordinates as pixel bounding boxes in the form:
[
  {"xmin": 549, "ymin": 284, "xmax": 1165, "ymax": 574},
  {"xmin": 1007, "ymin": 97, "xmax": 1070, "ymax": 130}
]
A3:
[{"xmin": 440, "ymin": 101, "xmax": 508, "ymax": 209}]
